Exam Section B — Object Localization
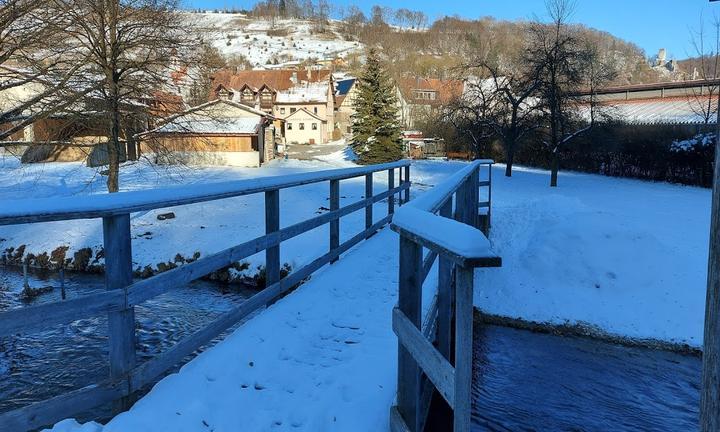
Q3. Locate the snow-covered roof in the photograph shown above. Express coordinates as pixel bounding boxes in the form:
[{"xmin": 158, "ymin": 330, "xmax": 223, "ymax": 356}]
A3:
[
  {"xmin": 275, "ymin": 83, "xmax": 328, "ymax": 104},
  {"xmin": 583, "ymin": 97, "xmax": 718, "ymax": 125},
  {"xmin": 155, "ymin": 117, "xmax": 261, "ymax": 134}
]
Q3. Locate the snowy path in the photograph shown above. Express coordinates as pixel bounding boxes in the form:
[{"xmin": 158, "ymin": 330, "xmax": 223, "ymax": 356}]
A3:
[{"xmin": 52, "ymin": 228, "xmax": 410, "ymax": 432}]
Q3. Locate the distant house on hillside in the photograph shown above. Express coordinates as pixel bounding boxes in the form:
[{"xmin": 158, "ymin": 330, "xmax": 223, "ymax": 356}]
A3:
[
  {"xmin": 334, "ymin": 78, "xmax": 357, "ymax": 136},
  {"xmin": 210, "ymin": 68, "xmax": 337, "ymax": 144},
  {"xmin": 138, "ymin": 99, "xmax": 281, "ymax": 168},
  {"xmin": 397, "ymin": 77, "xmax": 465, "ymax": 128}
]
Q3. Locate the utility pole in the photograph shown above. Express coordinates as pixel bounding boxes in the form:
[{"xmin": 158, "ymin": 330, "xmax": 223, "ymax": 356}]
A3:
[{"xmin": 702, "ymin": 4, "xmax": 720, "ymax": 431}]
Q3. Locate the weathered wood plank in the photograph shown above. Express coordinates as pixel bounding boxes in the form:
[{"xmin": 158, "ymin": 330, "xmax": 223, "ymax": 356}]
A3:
[
  {"xmin": 454, "ymin": 266, "xmax": 474, "ymax": 432},
  {"xmin": 102, "ymin": 213, "xmax": 136, "ymax": 412},
  {"xmin": 265, "ymin": 189, "xmax": 280, "ymax": 286},
  {"xmin": 0, "ymin": 161, "xmax": 411, "ymax": 226},
  {"xmin": 397, "ymin": 235, "xmax": 423, "ymax": 432},
  {"xmin": 403, "ymin": 165, "xmax": 411, "ymax": 204},
  {"xmin": 437, "ymin": 199, "xmax": 454, "ymax": 361},
  {"xmin": 421, "ymin": 250, "xmax": 438, "ymax": 284},
  {"xmin": 393, "ymin": 307, "xmax": 456, "ymax": 409},
  {"xmin": 0, "ymin": 380, "xmax": 128, "ymax": 432},
  {"xmin": 0, "ymin": 290, "xmax": 124, "ymax": 337},
  {"xmin": 330, "ymin": 179, "xmax": 340, "ymax": 262},
  {"xmin": 388, "ymin": 168, "xmax": 395, "ymax": 215},
  {"xmin": 365, "ymin": 173, "xmax": 373, "ymax": 237},
  {"xmin": 390, "ymin": 405, "xmax": 413, "ymax": 432}
]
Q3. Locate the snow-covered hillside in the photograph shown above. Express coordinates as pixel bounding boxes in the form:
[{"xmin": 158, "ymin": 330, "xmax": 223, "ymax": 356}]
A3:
[{"xmin": 191, "ymin": 12, "xmax": 363, "ymax": 68}]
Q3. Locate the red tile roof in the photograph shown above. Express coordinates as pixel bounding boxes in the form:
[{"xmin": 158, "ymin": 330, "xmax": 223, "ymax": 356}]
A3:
[{"xmin": 211, "ymin": 69, "xmax": 332, "ymax": 94}]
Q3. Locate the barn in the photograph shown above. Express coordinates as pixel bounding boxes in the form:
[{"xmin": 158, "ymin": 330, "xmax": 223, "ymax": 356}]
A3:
[{"xmin": 139, "ymin": 99, "xmax": 282, "ymax": 167}]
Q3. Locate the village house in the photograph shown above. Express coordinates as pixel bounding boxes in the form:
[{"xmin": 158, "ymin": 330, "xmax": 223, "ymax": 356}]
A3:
[
  {"xmin": 397, "ymin": 77, "xmax": 465, "ymax": 128},
  {"xmin": 210, "ymin": 68, "xmax": 337, "ymax": 144},
  {"xmin": 334, "ymin": 77, "xmax": 357, "ymax": 136},
  {"xmin": 139, "ymin": 99, "xmax": 280, "ymax": 167}
]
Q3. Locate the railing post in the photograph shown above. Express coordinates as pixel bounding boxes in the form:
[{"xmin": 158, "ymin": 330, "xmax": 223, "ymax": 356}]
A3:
[
  {"xmin": 454, "ymin": 265, "xmax": 475, "ymax": 432},
  {"xmin": 470, "ymin": 166, "xmax": 480, "ymax": 229},
  {"xmin": 403, "ymin": 165, "xmax": 411, "ymax": 204},
  {"xmin": 265, "ymin": 189, "xmax": 280, "ymax": 286},
  {"xmin": 397, "ymin": 235, "xmax": 423, "ymax": 432},
  {"xmin": 487, "ymin": 163, "xmax": 493, "ymax": 229},
  {"xmin": 388, "ymin": 168, "xmax": 395, "ymax": 215},
  {"xmin": 454, "ymin": 177, "xmax": 473, "ymax": 227},
  {"xmin": 365, "ymin": 173, "xmax": 373, "ymax": 238},
  {"xmin": 330, "ymin": 179, "xmax": 340, "ymax": 262},
  {"xmin": 103, "ymin": 213, "xmax": 135, "ymax": 411},
  {"xmin": 437, "ymin": 199, "xmax": 454, "ymax": 361}
]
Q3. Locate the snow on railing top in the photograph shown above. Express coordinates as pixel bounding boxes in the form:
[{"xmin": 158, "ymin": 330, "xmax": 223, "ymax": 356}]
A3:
[
  {"xmin": 393, "ymin": 207, "xmax": 496, "ymax": 264},
  {"xmin": 392, "ymin": 159, "xmax": 499, "ymax": 267},
  {"xmin": 407, "ymin": 159, "xmax": 493, "ymax": 214},
  {"xmin": 0, "ymin": 160, "xmax": 411, "ymax": 226}
]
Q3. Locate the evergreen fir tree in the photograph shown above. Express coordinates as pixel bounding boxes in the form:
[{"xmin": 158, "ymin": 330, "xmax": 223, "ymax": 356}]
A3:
[{"xmin": 351, "ymin": 48, "xmax": 403, "ymax": 165}]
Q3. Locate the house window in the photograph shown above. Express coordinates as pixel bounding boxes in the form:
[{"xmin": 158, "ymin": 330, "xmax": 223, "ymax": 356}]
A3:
[
  {"xmin": 312, "ymin": 123, "xmax": 317, "ymax": 130},
  {"xmin": 287, "ymin": 123, "xmax": 292, "ymax": 130},
  {"xmin": 280, "ymin": 107, "xmax": 286, "ymax": 114},
  {"xmin": 313, "ymin": 107, "xmax": 318, "ymax": 114},
  {"xmin": 299, "ymin": 123, "xmax": 305, "ymax": 130},
  {"xmin": 290, "ymin": 107, "xmax": 297, "ymax": 113}
]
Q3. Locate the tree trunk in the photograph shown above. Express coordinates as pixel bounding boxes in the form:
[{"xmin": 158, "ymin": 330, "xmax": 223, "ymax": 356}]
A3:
[
  {"xmin": 505, "ymin": 141, "xmax": 515, "ymax": 177},
  {"xmin": 550, "ymin": 151, "xmax": 559, "ymax": 187}
]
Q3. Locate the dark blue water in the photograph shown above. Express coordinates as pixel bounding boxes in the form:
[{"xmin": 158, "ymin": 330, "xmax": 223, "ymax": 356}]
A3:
[
  {"xmin": 472, "ymin": 325, "xmax": 700, "ymax": 431},
  {"xmin": 0, "ymin": 266, "xmax": 254, "ymax": 419}
]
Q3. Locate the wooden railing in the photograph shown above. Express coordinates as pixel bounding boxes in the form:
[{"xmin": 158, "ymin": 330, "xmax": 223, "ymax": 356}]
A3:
[
  {"xmin": 389, "ymin": 160, "xmax": 501, "ymax": 432},
  {"xmin": 0, "ymin": 161, "xmax": 412, "ymax": 431}
]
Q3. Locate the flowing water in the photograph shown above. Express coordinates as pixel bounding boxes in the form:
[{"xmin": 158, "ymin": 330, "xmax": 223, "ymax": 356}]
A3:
[
  {"xmin": 472, "ymin": 324, "xmax": 700, "ymax": 431},
  {"xmin": 0, "ymin": 266, "xmax": 255, "ymax": 423},
  {"xmin": 0, "ymin": 266, "xmax": 701, "ymax": 430}
]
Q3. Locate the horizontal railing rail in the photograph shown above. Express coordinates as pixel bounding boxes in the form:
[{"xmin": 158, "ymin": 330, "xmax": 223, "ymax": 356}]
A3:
[
  {"xmin": 389, "ymin": 159, "xmax": 500, "ymax": 432},
  {"xmin": 0, "ymin": 161, "xmax": 412, "ymax": 431}
]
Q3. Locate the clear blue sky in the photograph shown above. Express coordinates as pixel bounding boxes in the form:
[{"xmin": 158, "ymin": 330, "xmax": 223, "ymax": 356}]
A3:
[{"xmin": 184, "ymin": 0, "xmax": 720, "ymax": 59}]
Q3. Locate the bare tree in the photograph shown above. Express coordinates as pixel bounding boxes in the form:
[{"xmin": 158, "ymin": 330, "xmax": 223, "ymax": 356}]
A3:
[
  {"xmin": 528, "ymin": 0, "xmax": 610, "ymax": 187},
  {"xmin": 56, "ymin": 0, "xmax": 195, "ymax": 192},
  {"xmin": 0, "ymin": 0, "xmax": 92, "ymax": 143},
  {"xmin": 689, "ymin": 14, "xmax": 720, "ymax": 125}
]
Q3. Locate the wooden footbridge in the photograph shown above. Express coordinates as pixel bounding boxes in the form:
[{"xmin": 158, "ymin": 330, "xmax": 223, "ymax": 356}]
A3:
[{"xmin": 0, "ymin": 159, "xmax": 499, "ymax": 432}]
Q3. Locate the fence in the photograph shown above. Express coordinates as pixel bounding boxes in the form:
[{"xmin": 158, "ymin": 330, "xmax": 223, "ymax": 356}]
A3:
[
  {"xmin": 389, "ymin": 160, "xmax": 501, "ymax": 432},
  {"xmin": 0, "ymin": 160, "xmax": 411, "ymax": 431}
]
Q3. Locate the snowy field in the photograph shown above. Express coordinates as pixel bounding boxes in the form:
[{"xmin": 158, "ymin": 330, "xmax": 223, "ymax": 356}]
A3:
[{"xmin": 0, "ymin": 153, "xmax": 710, "ymax": 350}]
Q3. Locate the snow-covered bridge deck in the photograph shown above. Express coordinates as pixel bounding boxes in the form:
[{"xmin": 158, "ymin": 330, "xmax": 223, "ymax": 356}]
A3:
[{"xmin": 68, "ymin": 227, "xmax": 407, "ymax": 432}]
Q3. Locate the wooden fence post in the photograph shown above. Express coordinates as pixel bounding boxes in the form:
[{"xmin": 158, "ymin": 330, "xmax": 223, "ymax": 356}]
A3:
[
  {"xmin": 403, "ymin": 165, "xmax": 411, "ymax": 204},
  {"xmin": 470, "ymin": 166, "xmax": 480, "ymax": 229},
  {"xmin": 487, "ymin": 164, "xmax": 493, "ymax": 229},
  {"xmin": 397, "ymin": 235, "xmax": 423, "ymax": 432},
  {"xmin": 103, "ymin": 213, "xmax": 135, "ymax": 412},
  {"xmin": 265, "ymin": 190, "xmax": 280, "ymax": 286},
  {"xmin": 388, "ymin": 168, "xmax": 395, "ymax": 215},
  {"xmin": 437, "ymin": 199, "xmax": 454, "ymax": 361},
  {"xmin": 365, "ymin": 174, "xmax": 373, "ymax": 238},
  {"xmin": 330, "ymin": 179, "xmax": 340, "ymax": 262},
  {"xmin": 454, "ymin": 265, "xmax": 474, "ymax": 432}
]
